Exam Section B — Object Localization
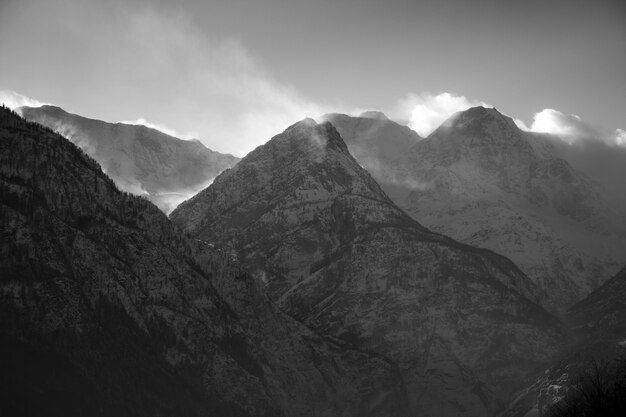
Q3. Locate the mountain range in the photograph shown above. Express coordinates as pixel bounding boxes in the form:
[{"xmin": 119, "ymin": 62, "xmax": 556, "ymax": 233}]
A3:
[
  {"xmin": 171, "ymin": 118, "xmax": 564, "ymax": 416},
  {"xmin": 2, "ymin": 99, "xmax": 625, "ymax": 417},
  {"xmin": 324, "ymin": 108, "xmax": 626, "ymax": 312},
  {"xmin": 17, "ymin": 105, "xmax": 239, "ymax": 214},
  {"xmin": 0, "ymin": 107, "xmax": 409, "ymax": 417}
]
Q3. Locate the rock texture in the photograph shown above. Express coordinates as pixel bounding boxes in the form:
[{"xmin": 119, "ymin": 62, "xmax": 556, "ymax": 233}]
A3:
[
  {"xmin": 569, "ymin": 265, "xmax": 626, "ymax": 338},
  {"xmin": 329, "ymin": 108, "xmax": 626, "ymax": 311},
  {"xmin": 0, "ymin": 107, "xmax": 410, "ymax": 417},
  {"xmin": 18, "ymin": 105, "xmax": 239, "ymax": 213},
  {"xmin": 171, "ymin": 118, "xmax": 565, "ymax": 417},
  {"xmin": 499, "ymin": 265, "xmax": 626, "ymax": 417}
]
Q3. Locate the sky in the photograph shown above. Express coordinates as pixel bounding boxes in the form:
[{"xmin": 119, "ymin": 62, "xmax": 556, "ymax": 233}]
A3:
[{"xmin": 0, "ymin": 0, "xmax": 624, "ymax": 156}]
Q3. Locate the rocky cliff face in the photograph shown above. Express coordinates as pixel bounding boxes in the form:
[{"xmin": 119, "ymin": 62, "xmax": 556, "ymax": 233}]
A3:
[
  {"xmin": 0, "ymin": 107, "xmax": 409, "ymax": 417},
  {"xmin": 329, "ymin": 107, "xmax": 626, "ymax": 311},
  {"xmin": 17, "ymin": 105, "xmax": 239, "ymax": 213},
  {"xmin": 171, "ymin": 119, "xmax": 565, "ymax": 417}
]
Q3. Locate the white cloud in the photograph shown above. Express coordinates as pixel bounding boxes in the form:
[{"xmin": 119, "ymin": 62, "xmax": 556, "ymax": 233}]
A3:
[
  {"xmin": 0, "ymin": 90, "xmax": 47, "ymax": 110},
  {"xmin": 394, "ymin": 92, "xmax": 490, "ymax": 137},
  {"xmin": 1, "ymin": 1, "xmax": 336, "ymax": 157},
  {"xmin": 529, "ymin": 109, "xmax": 585, "ymax": 142},
  {"xmin": 106, "ymin": 8, "xmax": 331, "ymax": 156},
  {"xmin": 525, "ymin": 108, "xmax": 625, "ymax": 147},
  {"xmin": 393, "ymin": 93, "xmax": 625, "ymax": 148}
]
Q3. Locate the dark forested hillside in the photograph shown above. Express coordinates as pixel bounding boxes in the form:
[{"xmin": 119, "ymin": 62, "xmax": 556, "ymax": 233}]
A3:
[{"xmin": 0, "ymin": 107, "xmax": 409, "ymax": 417}]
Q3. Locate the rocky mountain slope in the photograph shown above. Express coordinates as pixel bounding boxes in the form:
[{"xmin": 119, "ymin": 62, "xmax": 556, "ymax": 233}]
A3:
[
  {"xmin": 569, "ymin": 265, "xmax": 626, "ymax": 339},
  {"xmin": 0, "ymin": 107, "xmax": 409, "ymax": 417},
  {"xmin": 17, "ymin": 105, "xmax": 239, "ymax": 213},
  {"xmin": 171, "ymin": 119, "xmax": 565, "ymax": 417},
  {"xmin": 329, "ymin": 108, "xmax": 626, "ymax": 311},
  {"xmin": 499, "ymin": 265, "xmax": 626, "ymax": 417}
]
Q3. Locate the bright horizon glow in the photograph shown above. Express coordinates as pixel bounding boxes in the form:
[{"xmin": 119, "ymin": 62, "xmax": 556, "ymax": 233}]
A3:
[{"xmin": 1, "ymin": 0, "xmax": 623, "ymax": 156}]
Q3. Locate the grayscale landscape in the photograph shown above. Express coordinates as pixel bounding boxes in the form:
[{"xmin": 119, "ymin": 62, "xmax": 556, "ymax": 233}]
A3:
[{"xmin": 1, "ymin": 1, "xmax": 625, "ymax": 416}]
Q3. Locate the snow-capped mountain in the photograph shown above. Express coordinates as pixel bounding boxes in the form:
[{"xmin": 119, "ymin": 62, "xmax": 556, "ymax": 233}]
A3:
[
  {"xmin": 171, "ymin": 118, "xmax": 564, "ymax": 417},
  {"xmin": 17, "ymin": 105, "xmax": 239, "ymax": 213},
  {"xmin": 328, "ymin": 108, "xmax": 626, "ymax": 312}
]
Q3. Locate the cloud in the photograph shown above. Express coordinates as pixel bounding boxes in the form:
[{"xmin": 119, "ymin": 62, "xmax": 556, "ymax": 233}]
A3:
[
  {"xmin": 0, "ymin": 0, "xmax": 335, "ymax": 157},
  {"xmin": 394, "ymin": 92, "xmax": 490, "ymax": 137},
  {"xmin": 0, "ymin": 90, "xmax": 47, "ymax": 110},
  {"xmin": 523, "ymin": 108, "xmax": 625, "ymax": 147},
  {"xmin": 393, "ymin": 92, "xmax": 625, "ymax": 148},
  {"xmin": 111, "ymin": 7, "xmax": 334, "ymax": 156}
]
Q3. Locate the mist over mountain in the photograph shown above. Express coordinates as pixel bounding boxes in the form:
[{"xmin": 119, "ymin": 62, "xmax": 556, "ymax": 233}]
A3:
[
  {"xmin": 526, "ymin": 132, "xmax": 626, "ymax": 206},
  {"xmin": 1, "ymin": 94, "xmax": 624, "ymax": 417},
  {"xmin": 17, "ymin": 105, "xmax": 239, "ymax": 213},
  {"xmin": 0, "ymin": 107, "xmax": 410, "ymax": 417},
  {"xmin": 171, "ymin": 118, "xmax": 564, "ymax": 417},
  {"xmin": 2, "ymin": 0, "xmax": 625, "ymax": 414},
  {"xmin": 327, "ymin": 107, "xmax": 626, "ymax": 312},
  {"xmin": 319, "ymin": 111, "xmax": 421, "ymax": 176}
]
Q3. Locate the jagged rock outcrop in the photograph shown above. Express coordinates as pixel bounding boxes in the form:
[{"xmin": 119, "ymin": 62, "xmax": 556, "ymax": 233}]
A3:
[
  {"xmin": 171, "ymin": 118, "xmax": 565, "ymax": 417},
  {"xmin": 0, "ymin": 107, "xmax": 410, "ymax": 417},
  {"xmin": 17, "ymin": 105, "xmax": 239, "ymax": 213},
  {"xmin": 329, "ymin": 108, "xmax": 626, "ymax": 311}
]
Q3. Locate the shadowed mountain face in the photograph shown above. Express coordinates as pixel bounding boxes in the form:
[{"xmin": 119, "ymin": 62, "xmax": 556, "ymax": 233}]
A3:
[
  {"xmin": 569, "ymin": 265, "xmax": 626, "ymax": 341},
  {"xmin": 171, "ymin": 119, "xmax": 565, "ymax": 417},
  {"xmin": 0, "ymin": 108, "xmax": 411, "ymax": 417},
  {"xmin": 499, "ymin": 265, "xmax": 626, "ymax": 417},
  {"xmin": 328, "ymin": 108, "xmax": 626, "ymax": 312},
  {"xmin": 17, "ymin": 105, "xmax": 239, "ymax": 214}
]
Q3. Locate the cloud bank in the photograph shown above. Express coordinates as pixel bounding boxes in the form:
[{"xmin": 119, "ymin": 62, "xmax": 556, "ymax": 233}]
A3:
[
  {"xmin": 393, "ymin": 92, "xmax": 625, "ymax": 148},
  {"xmin": 395, "ymin": 92, "xmax": 490, "ymax": 137},
  {"xmin": 523, "ymin": 108, "xmax": 625, "ymax": 146},
  {"xmin": 0, "ymin": 0, "xmax": 334, "ymax": 157},
  {"xmin": 111, "ymin": 8, "xmax": 333, "ymax": 156}
]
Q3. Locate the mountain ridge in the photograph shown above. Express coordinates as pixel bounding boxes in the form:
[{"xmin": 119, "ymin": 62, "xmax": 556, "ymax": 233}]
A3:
[
  {"xmin": 171, "ymin": 117, "xmax": 565, "ymax": 417},
  {"xmin": 0, "ymin": 106, "xmax": 411, "ymax": 417},
  {"xmin": 17, "ymin": 105, "xmax": 239, "ymax": 214},
  {"xmin": 327, "ymin": 106, "xmax": 626, "ymax": 311}
]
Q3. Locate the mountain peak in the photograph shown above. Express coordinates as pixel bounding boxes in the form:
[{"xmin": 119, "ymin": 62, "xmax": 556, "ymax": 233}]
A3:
[
  {"xmin": 17, "ymin": 104, "xmax": 66, "ymax": 117},
  {"xmin": 291, "ymin": 117, "xmax": 318, "ymax": 127},
  {"xmin": 272, "ymin": 117, "xmax": 350, "ymax": 158},
  {"xmin": 441, "ymin": 106, "xmax": 518, "ymax": 132},
  {"xmin": 358, "ymin": 110, "xmax": 389, "ymax": 120},
  {"xmin": 427, "ymin": 106, "xmax": 523, "ymax": 145},
  {"xmin": 171, "ymin": 116, "xmax": 394, "ymax": 240},
  {"xmin": 18, "ymin": 104, "xmax": 239, "ymax": 213}
]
